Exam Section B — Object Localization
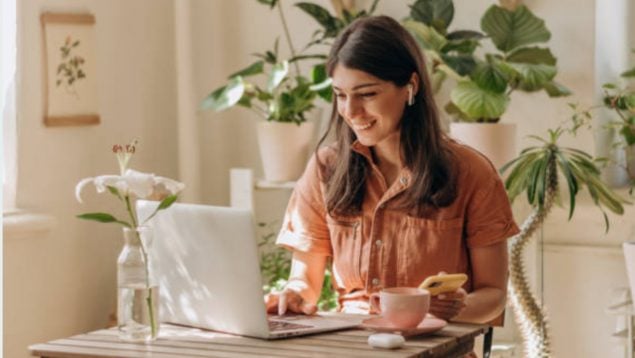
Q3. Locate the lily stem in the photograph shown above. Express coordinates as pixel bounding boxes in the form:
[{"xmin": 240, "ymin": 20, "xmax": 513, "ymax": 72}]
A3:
[{"xmin": 126, "ymin": 195, "xmax": 158, "ymax": 338}]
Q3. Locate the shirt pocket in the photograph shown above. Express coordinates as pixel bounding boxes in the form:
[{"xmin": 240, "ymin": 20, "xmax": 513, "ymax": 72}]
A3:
[
  {"xmin": 326, "ymin": 216, "xmax": 362, "ymax": 291},
  {"xmin": 400, "ymin": 216, "xmax": 464, "ymax": 286}
]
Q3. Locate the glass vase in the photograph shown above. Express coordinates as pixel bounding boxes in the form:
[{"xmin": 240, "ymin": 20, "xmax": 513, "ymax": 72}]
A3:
[{"xmin": 117, "ymin": 226, "xmax": 159, "ymax": 341}]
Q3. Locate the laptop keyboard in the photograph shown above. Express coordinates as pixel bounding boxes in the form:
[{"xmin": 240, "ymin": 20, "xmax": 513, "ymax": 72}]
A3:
[{"xmin": 268, "ymin": 319, "xmax": 314, "ymax": 332}]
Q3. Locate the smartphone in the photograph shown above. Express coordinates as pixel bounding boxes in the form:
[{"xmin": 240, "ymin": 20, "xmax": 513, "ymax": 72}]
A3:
[{"xmin": 418, "ymin": 273, "xmax": 468, "ymax": 295}]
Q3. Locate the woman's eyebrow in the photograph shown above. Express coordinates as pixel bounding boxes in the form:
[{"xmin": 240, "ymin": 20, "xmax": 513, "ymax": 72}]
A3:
[{"xmin": 332, "ymin": 83, "xmax": 381, "ymax": 91}]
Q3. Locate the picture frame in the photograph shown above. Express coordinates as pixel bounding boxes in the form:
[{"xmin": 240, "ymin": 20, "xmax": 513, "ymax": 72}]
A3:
[{"xmin": 40, "ymin": 12, "xmax": 99, "ymax": 127}]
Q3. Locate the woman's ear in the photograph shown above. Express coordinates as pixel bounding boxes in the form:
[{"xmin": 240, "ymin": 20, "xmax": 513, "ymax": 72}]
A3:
[{"xmin": 409, "ymin": 72, "xmax": 420, "ymax": 95}]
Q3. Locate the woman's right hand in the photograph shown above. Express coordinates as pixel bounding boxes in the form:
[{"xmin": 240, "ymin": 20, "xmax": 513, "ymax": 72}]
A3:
[{"xmin": 265, "ymin": 288, "xmax": 317, "ymax": 315}]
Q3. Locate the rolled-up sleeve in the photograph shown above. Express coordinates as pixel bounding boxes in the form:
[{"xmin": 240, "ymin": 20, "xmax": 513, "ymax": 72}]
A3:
[
  {"xmin": 465, "ymin": 174, "xmax": 520, "ymax": 248},
  {"xmin": 276, "ymin": 155, "xmax": 333, "ymax": 256}
]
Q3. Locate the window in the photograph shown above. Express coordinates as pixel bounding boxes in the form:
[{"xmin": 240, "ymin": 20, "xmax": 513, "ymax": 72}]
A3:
[{"xmin": 2, "ymin": 0, "xmax": 17, "ymax": 211}]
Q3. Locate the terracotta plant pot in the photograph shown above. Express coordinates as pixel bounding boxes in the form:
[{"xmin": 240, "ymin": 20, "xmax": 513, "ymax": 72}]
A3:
[{"xmin": 449, "ymin": 122, "xmax": 517, "ymax": 171}]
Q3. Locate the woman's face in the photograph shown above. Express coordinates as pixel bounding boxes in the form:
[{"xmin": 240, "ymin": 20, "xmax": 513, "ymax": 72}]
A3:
[{"xmin": 332, "ymin": 64, "xmax": 410, "ymax": 148}]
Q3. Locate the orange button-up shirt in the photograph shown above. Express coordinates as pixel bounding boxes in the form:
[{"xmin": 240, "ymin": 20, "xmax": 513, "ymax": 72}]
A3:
[{"xmin": 277, "ymin": 140, "xmax": 520, "ymax": 313}]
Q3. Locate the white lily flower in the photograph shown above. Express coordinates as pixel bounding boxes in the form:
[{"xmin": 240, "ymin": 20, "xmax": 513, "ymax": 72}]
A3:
[{"xmin": 75, "ymin": 169, "xmax": 185, "ymax": 203}]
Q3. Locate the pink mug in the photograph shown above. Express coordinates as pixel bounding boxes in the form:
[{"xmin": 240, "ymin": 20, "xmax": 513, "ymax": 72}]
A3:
[{"xmin": 369, "ymin": 287, "xmax": 430, "ymax": 329}]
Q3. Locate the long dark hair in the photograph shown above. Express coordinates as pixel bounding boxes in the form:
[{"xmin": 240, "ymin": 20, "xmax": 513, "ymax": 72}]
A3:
[{"xmin": 316, "ymin": 15, "xmax": 458, "ymax": 217}]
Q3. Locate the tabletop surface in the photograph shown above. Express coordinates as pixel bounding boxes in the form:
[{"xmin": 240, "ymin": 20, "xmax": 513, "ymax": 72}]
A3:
[{"xmin": 29, "ymin": 321, "xmax": 487, "ymax": 358}]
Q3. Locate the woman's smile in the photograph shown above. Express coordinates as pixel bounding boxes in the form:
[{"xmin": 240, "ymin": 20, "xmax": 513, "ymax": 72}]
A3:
[{"xmin": 351, "ymin": 120, "xmax": 376, "ymax": 131}]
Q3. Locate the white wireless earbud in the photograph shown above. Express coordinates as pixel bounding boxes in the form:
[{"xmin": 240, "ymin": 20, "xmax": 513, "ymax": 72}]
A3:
[{"xmin": 407, "ymin": 84, "xmax": 414, "ymax": 106}]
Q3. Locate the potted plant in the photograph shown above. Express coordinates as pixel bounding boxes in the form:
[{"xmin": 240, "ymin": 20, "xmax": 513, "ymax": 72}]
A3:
[
  {"xmin": 500, "ymin": 122, "xmax": 629, "ymax": 356},
  {"xmin": 200, "ymin": 0, "xmax": 378, "ymax": 182},
  {"xmin": 404, "ymin": 1, "xmax": 570, "ymax": 169},
  {"xmin": 200, "ymin": 1, "xmax": 323, "ymax": 182}
]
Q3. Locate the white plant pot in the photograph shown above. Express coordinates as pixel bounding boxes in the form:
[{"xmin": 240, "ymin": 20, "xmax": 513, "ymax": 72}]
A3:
[
  {"xmin": 449, "ymin": 122, "xmax": 517, "ymax": 171},
  {"xmin": 623, "ymin": 241, "xmax": 635, "ymax": 301},
  {"xmin": 257, "ymin": 121, "xmax": 316, "ymax": 182}
]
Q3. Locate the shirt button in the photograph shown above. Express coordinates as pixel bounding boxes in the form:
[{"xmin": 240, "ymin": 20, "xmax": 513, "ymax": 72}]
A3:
[
  {"xmin": 372, "ymin": 278, "xmax": 380, "ymax": 286},
  {"xmin": 375, "ymin": 240, "xmax": 382, "ymax": 247},
  {"xmin": 400, "ymin": 176, "xmax": 408, "ymax": 185}
]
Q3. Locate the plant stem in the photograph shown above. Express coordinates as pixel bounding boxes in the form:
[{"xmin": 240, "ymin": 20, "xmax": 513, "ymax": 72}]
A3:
[{"xmin": 277, "ymin": 1, "xmax": 301, "ymax": 77}]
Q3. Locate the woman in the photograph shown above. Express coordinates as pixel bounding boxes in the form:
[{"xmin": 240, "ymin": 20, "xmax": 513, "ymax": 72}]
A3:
[{"xmin": 265, "ymin": 15, "xmax": 519, "ymax": 325}]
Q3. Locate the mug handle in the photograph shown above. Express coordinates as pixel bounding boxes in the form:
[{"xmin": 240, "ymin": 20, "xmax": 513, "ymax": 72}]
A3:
[{"xmin": 369, "ymin": 293, "xmax": 381, "ymax": 314}]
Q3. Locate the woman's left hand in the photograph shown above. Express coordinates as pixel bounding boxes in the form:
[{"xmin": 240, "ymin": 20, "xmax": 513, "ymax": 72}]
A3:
[{"xmin": 428, "ymin": 288, "xmax": 467, "ymax": 321}]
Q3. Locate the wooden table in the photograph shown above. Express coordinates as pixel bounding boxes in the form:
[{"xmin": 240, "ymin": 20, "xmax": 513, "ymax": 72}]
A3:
[{"xmin": 29, "ymin": 322, "xmax": 487, "ymax": 358}]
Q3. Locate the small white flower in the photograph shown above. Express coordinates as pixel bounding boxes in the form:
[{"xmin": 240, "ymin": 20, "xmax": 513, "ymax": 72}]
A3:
[{"xmin": 75, "ymin": 169, "xmax": 185, "ymax": 203}]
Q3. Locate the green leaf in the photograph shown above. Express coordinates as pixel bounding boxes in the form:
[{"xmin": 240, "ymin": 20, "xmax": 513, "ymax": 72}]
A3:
[
  {"xmin": 77, "ymin": 213, "xmax": 131, "ymax": 227},
  {"xmin": 621, "ymin": 67, "xmax": 635, "ymax": 78},
  {"xmin": 267, "ymin": 61, "xmax": 289, "ymax": 92},
  {"xmin": 296, "ymin": 2, "xmax": 341, "ymax": 37},
  {"xmin": 288, "ymin": 54, "xmax": 327, "ymax": 63},
  {"xmin": 470, "ymin": 62, "xmax": 508, "ymax": 94},
  {"xmin": 442, "ymin": 39, "xmax": 480, "ymax": 54},
  {"xmin": 555, "ymin": 152, "xmax": 578, "ymax": 219},
  {"xmin": 158, "ymin": 195, "xmax": 178, "ymax": 210},
  {"xmin": 446, "ymin": 30, "xmax": 486, "ymax": 41},
  {"xmin": 256, "ymin": 0, "xmax": 278, "ymax": 9},
  {"xmin": 443, "ymin": 101, "xmax": 472, "ymax": 122},
  {"xmin": 402, "ymin": 20, "xmax": 447, "ymax": 52},
  {"xmin": 200, "ymin": 77, "xmax": 245, "ymax": 112},
  {"xmin": 504, "ymin": 152, "xmax": 542, "ymax": 202},
  {"xmin": 310, "ymin": 63, "xmax": 332, "ymax": 101},
  {"xmin": 526, "ymin": 158, "xmax": 542, "ymax": 205},
  {"xmin": 227, "ymin": 61, "xmax": 264, "ymax": 79},
  {"xmin": 140, "ymin": 195, "xmax": 179, "ymax": 225},
  {"xmin": 620, "ymin": 125, "xmax": 635, "ymax": 146},
  {"xmin": 409, "ymin": 0, "xmax": 454, "ymax": 34},
  {"xmin": 450, "ymin": 81, "xmax": 510, "ymax": 121},
  {"xmin": 481, "ymin": 5, "xmax": 551, "ymax": 53},
  {"xmin": 543, "ymin": 81, "xmax": 572, "ymax": 97},
  {"xmin": 441, "ymin": 54, "xmax": 477, "ymax": 76},
  {"xmin": 368, "ymin": 0, "xmax": 380, "ymax": 14},
  {"xmin": 506, "ymin": 47, "xmax": 556, "ymax": 65},
  {"xmin": 507, "ymin": 62, "xmax": 557, "ymax": 91},
  {"xmin": 106, "ymin": 186, "xmax": 123, "ymax": 201}
]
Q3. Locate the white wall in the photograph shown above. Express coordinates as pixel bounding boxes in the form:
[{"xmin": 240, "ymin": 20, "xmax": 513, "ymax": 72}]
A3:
[{"xmin": 4, "ymin": 1, "xmax": 177, "ymax": 357}]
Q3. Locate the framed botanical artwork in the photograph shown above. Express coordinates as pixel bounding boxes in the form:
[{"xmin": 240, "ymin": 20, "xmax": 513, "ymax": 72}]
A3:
[{"xmin": 40, "ymin": 12, "xmax": 99, "ymax": 127}]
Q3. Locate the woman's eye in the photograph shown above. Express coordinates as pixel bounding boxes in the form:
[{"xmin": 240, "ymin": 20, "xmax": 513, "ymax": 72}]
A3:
[
  {"xmin": 335, "ymin": 93, "xmax": 346, "ymax": 99},
  {"xmin": 360, "ymin": 92, "xmax": 376, "ymax": 98}
]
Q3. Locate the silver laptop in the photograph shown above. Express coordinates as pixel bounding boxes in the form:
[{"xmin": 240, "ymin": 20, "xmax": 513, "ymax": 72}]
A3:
[{"xmin": 136, "ymin": 200, "xmax": 359, "ymax": 339}]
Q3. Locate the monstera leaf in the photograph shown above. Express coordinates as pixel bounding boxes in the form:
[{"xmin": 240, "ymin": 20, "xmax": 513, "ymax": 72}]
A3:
[{"xmin": 481, "ymin": 5, "xmax": 550, "ymax": 53}]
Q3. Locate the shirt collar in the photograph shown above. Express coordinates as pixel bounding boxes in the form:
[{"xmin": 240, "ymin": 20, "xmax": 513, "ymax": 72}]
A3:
[{"xmin": 350, "ymin": 140, "xmax": 413, "ymax": 189}]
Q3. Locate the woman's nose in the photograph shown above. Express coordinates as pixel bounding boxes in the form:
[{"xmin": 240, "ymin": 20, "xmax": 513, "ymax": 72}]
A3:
[{"xmin": 344, "ymin": 98, "xmax": 363, "ymax": 119}]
